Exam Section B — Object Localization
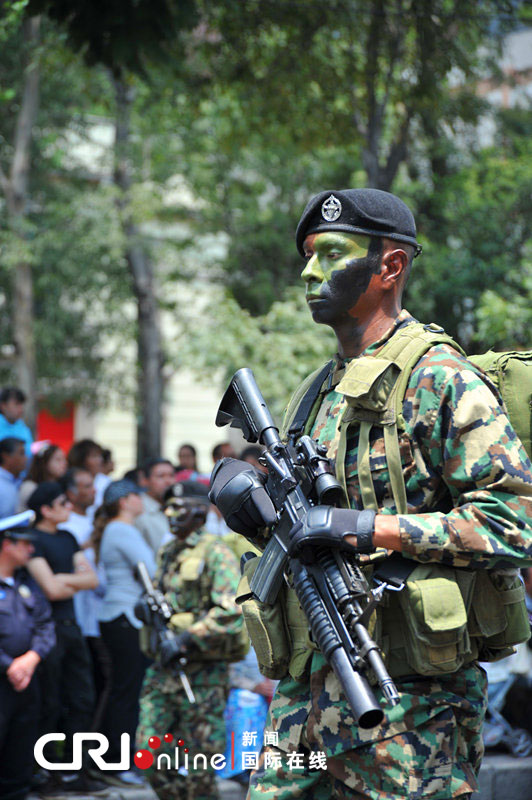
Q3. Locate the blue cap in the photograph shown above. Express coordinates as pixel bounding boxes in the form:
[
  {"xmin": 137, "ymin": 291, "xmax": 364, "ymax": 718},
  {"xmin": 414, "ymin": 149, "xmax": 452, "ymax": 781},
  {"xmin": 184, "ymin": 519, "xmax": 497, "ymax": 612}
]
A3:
[{"xmin": 103, "ymin": 479, "xmax": 141, "ymax": 505}]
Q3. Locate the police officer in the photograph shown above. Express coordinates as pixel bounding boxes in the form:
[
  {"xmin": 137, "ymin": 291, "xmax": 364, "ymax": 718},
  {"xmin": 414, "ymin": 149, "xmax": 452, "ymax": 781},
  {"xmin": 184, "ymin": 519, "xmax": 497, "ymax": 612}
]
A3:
[
  {"xmin": 210, "ymin": 188, "xmax": 532, "ymax": 800},
  {"xmin": 0, "ymin": 512, "xmax": 55, "ymax": 800}
]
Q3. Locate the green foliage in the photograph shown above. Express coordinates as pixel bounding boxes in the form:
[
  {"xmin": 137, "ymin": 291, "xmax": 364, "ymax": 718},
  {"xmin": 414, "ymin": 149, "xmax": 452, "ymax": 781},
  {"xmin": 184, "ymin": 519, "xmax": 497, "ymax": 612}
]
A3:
[
  {"xmin": 173, "ymin": 0, "xmax": 517, "ymax": 317},
  {"xmin": 405, "ymin": 107, "xmax": 532, "ymax": 349},
  {"xmin": 26, "ymin": 0, "xmax": 198, "ymax": 74},
  {"xmin": 2, "ymin": 0, "xmax": 531, "ymax": 422},
  {"xmin": 0, "ymin": 15, "xmax": 132, "ymax": 409},
  {"xmin": 178, "ymin": 286, "xmax": 335, "ymax": 420}
]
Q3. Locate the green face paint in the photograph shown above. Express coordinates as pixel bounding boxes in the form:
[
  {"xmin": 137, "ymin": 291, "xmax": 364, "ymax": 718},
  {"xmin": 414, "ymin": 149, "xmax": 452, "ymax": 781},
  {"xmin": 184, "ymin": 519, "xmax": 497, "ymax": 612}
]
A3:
[{"xmin": 301, "ymin": 232, "xmax": 382, "ymax": 325}]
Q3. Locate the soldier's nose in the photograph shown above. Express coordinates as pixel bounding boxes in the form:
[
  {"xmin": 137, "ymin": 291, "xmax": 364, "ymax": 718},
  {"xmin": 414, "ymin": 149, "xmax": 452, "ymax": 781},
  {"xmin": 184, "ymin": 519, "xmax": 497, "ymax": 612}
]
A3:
[{"xmin": 301, "ymin": 255, "xmax": 323, "ymax": 283}]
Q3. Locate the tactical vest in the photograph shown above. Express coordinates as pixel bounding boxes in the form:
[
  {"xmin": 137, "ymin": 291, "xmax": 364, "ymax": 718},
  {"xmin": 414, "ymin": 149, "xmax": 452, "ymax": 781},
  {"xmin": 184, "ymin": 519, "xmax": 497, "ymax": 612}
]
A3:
[
  {"xmin": 241, "ymin": 322, "xmax": 530, "ymax": 682},
  {"xmin": 145, "ymin": 532, "xmax": 249, "ymax": 663}
]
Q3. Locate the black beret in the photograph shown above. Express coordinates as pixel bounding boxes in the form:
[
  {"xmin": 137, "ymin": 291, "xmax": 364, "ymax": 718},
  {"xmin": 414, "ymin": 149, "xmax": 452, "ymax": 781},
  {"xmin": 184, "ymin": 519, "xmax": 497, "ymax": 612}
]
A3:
[
  {"xmin": 165, "ymin": 481, "xmax": 210, "ymax": 504},
  {"xmin": 295, "ymin": 188, "xmax": 421, "ymax": 257}
]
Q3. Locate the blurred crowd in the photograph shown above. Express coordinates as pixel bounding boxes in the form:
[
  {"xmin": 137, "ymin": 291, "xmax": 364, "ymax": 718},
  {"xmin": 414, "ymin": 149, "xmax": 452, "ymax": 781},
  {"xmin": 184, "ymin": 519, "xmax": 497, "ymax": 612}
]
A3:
[{"xmin": 0, "ymin": 385, "xmax": 273, "ymax": 799}]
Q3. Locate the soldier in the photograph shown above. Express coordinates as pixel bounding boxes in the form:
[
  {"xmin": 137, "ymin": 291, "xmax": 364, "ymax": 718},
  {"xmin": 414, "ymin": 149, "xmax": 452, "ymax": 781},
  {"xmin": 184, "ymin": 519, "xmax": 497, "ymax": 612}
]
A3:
[
  {"xmin": 209, "ymin": 188, "xmax": 532, "ymax": 799},
  {"xmin": 136, "ymin": 481, "xmax": 245, "ymax": 800},
  {"xmin": 0, "ymin": 512, "xmax": 55, "ymax": 800}
]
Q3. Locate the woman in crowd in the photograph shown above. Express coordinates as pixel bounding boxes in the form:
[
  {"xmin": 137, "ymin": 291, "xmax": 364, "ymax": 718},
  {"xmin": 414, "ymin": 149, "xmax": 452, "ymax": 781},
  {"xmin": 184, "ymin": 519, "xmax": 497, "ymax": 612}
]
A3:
[
  {"xmin": 92, "ymin": 479, "xmax": 156, "ymax": 786},
  {"xmin": 17, "ymin": 443, "xmax": 67, "ymax": 511},
  {"xmin": 68, "ymin": 439, "xmax": 111, "ymax": 516}
]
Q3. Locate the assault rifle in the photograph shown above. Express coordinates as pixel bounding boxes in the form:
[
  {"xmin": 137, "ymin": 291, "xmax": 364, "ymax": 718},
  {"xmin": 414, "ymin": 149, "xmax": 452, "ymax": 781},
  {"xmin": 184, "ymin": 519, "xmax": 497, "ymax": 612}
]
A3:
[
  {"xmin": 215, "ymin": 368, "xmax": 399, "ymax": 728},
  {"xmin": 135, "ymin": 562, "xmax": 196, "ymax": 704}
]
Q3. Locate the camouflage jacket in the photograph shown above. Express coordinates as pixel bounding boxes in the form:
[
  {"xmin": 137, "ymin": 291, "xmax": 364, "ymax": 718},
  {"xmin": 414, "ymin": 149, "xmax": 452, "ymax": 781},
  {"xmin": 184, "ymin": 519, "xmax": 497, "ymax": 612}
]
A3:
[
  {"xmin": 307, "ymin": 309, "xmax": 532, "ymax": 568},
  {"xmin": 268, "ymin": 309, "xmax": 532, "ymax": 755},
  {"xmin": 155, "ymin": 527, "xmax": 243, "ymax": 663}
]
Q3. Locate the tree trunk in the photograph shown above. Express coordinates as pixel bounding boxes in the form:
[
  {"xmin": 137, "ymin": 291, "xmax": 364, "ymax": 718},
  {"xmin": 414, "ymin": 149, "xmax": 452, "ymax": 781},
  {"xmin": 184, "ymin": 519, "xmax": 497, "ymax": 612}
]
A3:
[
  {"xmin": 1, "ymin": 16, "xmax": 41, "ymax": 432},
  {"xmin": 112, "ymin": 73, "xmax": 163, "ymax": 463}
]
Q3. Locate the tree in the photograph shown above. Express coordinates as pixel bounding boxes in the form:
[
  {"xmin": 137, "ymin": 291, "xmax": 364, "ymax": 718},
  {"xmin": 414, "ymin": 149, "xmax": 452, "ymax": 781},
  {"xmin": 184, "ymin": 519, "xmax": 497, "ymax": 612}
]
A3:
[
  {"xmin": 406, "ymin": 106, "xmax": 532, "ymax": 350},
  {"xmin": 0, "ymin": 9, "xmax": 41, "ymax": 428},
  {"xmin": 27, "ymin": 0, "xmax": 199, "ymax": 459},
  {"xmin": 170, "ymin": 0, "xmax": 515, "ymax": 317},
  {"xmin": 0, "ymin": 11, "xmax": 133, "ymax": 415},
  {"xmin": 178, "ymin": 286, "xmax": 335, "ymax": 420}
]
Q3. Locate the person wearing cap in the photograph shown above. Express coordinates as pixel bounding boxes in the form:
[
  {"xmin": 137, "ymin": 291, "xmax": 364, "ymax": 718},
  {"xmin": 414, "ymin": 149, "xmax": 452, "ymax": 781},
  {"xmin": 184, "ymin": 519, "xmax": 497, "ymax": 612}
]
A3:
[
  {"xmin": 136, "ymin": 481, "xmax": 245, "ymax": 800},
  {"xmin": 26, "ymin": 482, "xmax": 105, "ymax": 797},
  {"xmin": 92, "ymin": 479, "xmax": 156, "ymax": 786},
  {"xmin": 0, "ymin": 513, "xmax": 55, "ymax": 800},
  {"xmin": 209, "ymin": 188, "xmax": 532, "ymax": 799}
]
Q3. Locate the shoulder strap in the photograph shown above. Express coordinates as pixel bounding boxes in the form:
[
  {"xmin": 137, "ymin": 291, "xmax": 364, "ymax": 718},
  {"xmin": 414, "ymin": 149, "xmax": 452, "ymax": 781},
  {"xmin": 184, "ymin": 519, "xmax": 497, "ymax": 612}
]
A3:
[
  {"xmin": 188, "ymin": 533, "xmax": 217, "ymax": 560},
  {"xmin": 341, "ymin": 322, "xmax": 463, "ymax": 514},
  {"xmin": 378, "ymin": 322, "xmax": 464, "ymax": 425},
  {"xmin": 286, "ymin": 360, "xmax": 334, "ymax": 442}
]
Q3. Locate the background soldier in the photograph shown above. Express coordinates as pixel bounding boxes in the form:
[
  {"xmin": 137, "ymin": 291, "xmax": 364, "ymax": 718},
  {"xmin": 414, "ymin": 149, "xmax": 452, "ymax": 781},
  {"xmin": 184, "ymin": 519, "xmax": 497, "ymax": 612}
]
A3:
[
  {"xmin": 136, "ymin": 481, "xmax": 245, "ymax": 800},
  {"xmin": 210, "ymin": 188, "xmax": 532, "ymax": 800},
  {"xmin": 0, "ymin": 513, "xmax": 55, "ymax": 800}
]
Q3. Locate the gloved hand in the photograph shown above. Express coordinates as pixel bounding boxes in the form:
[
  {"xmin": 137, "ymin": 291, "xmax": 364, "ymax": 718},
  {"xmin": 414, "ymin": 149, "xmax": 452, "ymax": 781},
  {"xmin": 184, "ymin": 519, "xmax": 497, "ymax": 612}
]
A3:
[
  {"xmin": 209, "ymin": 457, "xmax": 277, "ymax": 538},
  {"xmin": 160, "ymin": 631, "xmax": 192, "ymax": 667},
  {"xmin": 288, "ymin": 506, "xmax": 376, "ymax": 556},
  {"xmin": 134, "ymin": 598, "xmax": 152, "ymax": 625}
]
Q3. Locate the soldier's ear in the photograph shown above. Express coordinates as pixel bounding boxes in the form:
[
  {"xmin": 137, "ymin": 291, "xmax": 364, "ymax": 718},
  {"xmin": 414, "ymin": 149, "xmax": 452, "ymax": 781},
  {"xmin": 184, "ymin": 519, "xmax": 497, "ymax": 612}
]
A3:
[{"xmin": 381, "ymin": 249, "xmax": 407, "ymax": 286}]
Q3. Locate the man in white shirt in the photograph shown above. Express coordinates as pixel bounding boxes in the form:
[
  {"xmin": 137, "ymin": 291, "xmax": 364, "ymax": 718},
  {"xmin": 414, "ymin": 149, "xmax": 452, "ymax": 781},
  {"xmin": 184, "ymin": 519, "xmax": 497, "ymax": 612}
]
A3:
[
  {"xmin": 135, "ymin": 458, "xmax": 175, "ymax": 555},
  {"xmin": 60, "ymin": 468, "xmax": 110, "ymax": 735},
  {"xmin": 60, "ymin": 468, "xmax": 95, "ymax": 546}
]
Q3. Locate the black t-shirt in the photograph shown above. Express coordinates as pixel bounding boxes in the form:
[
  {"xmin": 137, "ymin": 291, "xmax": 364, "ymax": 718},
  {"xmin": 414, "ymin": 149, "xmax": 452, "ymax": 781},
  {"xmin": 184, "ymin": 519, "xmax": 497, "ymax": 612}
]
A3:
[{"xmin": 31, "ymin": 529, "xmax": 80, "ymax": 621}]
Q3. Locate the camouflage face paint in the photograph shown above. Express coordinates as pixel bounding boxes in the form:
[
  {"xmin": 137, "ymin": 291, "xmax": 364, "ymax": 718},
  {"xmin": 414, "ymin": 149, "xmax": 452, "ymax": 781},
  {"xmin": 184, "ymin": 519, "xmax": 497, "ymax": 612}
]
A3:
[{"xmin": 301, "ymin": 232, "xmax": 382, "ymax": 326}]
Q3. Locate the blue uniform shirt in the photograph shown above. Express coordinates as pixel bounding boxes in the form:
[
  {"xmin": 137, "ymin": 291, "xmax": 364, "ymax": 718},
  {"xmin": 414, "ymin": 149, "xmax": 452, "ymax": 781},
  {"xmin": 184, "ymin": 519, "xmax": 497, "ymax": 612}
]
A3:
[{"xmin": 0, "ymin": 568, "xmax": 55, "ymax": 671}]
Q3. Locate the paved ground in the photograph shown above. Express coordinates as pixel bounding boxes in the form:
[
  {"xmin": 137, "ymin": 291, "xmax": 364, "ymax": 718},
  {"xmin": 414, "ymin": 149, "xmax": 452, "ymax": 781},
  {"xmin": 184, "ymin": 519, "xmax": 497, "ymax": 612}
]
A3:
[
  {"xmin": 28, "ymin": 755, "xmax": 532, "ymax": 799},
  {"xmin": 28, "ymin": 776, "xmax": 247, "ymax": 800}
]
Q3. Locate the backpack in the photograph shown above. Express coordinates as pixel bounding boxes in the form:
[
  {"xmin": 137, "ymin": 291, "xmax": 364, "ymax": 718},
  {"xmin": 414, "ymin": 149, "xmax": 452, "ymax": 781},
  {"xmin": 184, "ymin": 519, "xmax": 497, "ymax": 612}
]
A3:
[{"xmin": 469, "ymin": 350, "xmax": 532, "ymax": 461}]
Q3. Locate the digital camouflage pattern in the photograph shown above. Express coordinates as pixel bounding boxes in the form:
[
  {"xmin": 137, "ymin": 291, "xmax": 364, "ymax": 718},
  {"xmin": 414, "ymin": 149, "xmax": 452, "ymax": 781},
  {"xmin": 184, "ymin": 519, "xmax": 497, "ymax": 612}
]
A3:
[
  {"xmin": 248, "ymin": 310, "xmax": 532, "ymax": 800},
  {"xmin": 137, "ymin": 663, "xmax": 227, "ymax": 800},
  {"xmin": 312, "ymin": 311, "xmax": 532, "ymax": 568},
  {"xmin": 251, "ymin": 665, "xmax": 485, "ymax": 798},
  {"xmin": 156, "ymin": 528, "xmax": 243, "ymax": 654},
  {"xmin": 137, "ymin": 527, "xmax": 243, "ymax": 800}
]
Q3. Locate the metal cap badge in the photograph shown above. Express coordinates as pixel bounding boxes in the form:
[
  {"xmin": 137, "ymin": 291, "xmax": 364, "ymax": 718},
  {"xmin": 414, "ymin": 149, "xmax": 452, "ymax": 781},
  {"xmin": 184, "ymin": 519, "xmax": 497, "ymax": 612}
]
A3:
[{"xmin": 321, "ymin": 195, "xmax": 342, "ymax": 222}]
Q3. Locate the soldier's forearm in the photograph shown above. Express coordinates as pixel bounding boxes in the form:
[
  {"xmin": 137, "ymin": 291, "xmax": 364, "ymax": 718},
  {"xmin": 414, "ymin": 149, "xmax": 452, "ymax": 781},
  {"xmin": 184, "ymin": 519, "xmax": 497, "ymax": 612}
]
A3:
[{"xmin": 344, "ymin": 515, "xmax": 402, "ymax": 552}]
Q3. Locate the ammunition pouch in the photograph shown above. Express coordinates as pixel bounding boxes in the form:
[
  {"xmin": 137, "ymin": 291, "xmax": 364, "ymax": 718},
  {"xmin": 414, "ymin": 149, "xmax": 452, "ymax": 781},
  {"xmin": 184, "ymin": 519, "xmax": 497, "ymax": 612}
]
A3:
[
  {"xmin": 378, "ymin": 564, "xmax": 530, "ymax": 678},
  {"xmin": 469, "ymin": 568, "xmax": 530, "ymax": 662},
  {"xmin": 393, "ymin": 565, "xmax": 474, "ymax": 675},
  {"xmin": 236, "ymin": 557, "xmax": 291, "ymax": 679}
]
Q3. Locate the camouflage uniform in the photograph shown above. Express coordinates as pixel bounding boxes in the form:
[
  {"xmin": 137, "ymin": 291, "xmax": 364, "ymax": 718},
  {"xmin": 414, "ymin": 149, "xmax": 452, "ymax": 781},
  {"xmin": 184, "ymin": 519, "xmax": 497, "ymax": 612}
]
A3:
[
  {"xmin": 137, "ymin": 527, "xmax": 243, "ymax": 800},
  {"xmin": 248, "ymin": 310, "xmax": 532, "ymax": 800}
]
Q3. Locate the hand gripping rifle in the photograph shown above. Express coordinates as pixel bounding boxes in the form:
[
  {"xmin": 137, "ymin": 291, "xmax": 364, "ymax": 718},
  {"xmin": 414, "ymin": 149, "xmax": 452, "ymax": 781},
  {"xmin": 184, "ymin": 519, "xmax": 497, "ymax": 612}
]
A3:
[
  {"xmin": 135, "ymin": 562, "xmax": 196, "ymax": 704},
  {"xmin": 215, "ymin": 368, "xmax": 399, "ymax": 728}
]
